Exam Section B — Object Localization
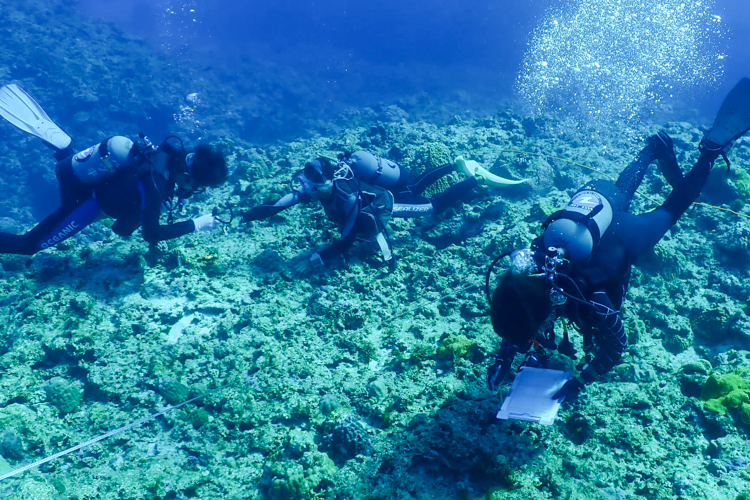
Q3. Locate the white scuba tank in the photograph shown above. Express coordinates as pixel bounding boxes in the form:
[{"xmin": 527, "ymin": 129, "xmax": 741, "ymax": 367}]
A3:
[
  {"xmin": 543, "ymin": 189, "xmax": 614, "ymax": 263},
  {"xmin": 71, "ymin": 136, "xmax": 135, "ymax": 184}
]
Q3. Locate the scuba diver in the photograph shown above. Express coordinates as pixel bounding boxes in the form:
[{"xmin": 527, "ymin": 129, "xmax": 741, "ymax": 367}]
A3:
[
  {"xmin": 485, "ymin": 77, "xmax": 750, "ymax": 402},
  {"xmin": 242, "ymin": 150, "xmax": 525, "ymax": 274},
  {"xmin": 0, "ymin": 84, "xmax": 228, "ymax": 255}
]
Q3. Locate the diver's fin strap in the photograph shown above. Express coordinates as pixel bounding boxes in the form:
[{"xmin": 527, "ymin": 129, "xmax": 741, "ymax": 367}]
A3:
[
  {"xmin": 699, "ymin": 139, "xmax": 732, "ymax": 170},
  {"xmin": 722, "ymin": 151, "xmax": 731, "ymax": 170}
]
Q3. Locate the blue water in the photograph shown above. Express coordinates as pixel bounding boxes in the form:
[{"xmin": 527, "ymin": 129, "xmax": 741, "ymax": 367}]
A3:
[{"xmin": 73, "ymin": 0, "xmax": 749, "ymax": 130}]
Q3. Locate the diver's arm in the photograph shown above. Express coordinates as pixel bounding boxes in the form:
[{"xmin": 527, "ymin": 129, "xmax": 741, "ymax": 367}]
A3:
[
  {"xmin": 316, "ymin": 221, "xmax": 358, "ymax": 264},
  {"xmin": 487, "ymin": 340, "xmax": 519, "ymax": 391},
  {"xmin": 242, "ymin": 192, "xmax": 300, "ymax": 222},
  {"xmin": 316, "ymin": 196, "xmax": 362, "ymax": 264},
  {"xmin": 140, "ymin": 180, "xmax": 195, "ymax": 243},
  {"xmin": 581, "ymin": 290, "xmax": 627, "ymax": 380}
]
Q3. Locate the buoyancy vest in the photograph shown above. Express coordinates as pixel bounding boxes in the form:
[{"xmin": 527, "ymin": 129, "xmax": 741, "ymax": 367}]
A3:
[{"xmin": 324, "ymin": 177, "xmax": 394, "ymax": 238}]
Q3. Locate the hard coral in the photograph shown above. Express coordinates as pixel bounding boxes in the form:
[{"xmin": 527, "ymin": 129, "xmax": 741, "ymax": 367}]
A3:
[
  {"xmin": 319, "ymin": 394, "xmax": 340, "ymax": 416},
  {"xmin": 43, "ymin": 377, "xmax": 81, "ymax": 414},
  {"xmin": 0, "ymin": 432, "xmax": 24, "ymax": 460},
  {"xmin": 436, "ymin": 333, "xmax": 476, "ymax": 364},
  {"xmin": 263, "ymin": 451, "xmax": 336, "ymax": 500},
  {"xmin": 691, "ymin": 304, "xmax": 735, "ymax": 343},
  {"xmin": 260, "ymin": 430, "xmax": 337, "ymax": 500},
  {"xmin": 158, "ymin": 377, "xmax": 190, "ymax": 405},
  {"xmin": 325, "ymin": 414, "xmax": 372, "ymax": 463},
  {"xmin": 413, "ymin": 142, "xmax": 457, "ymax": 196}
]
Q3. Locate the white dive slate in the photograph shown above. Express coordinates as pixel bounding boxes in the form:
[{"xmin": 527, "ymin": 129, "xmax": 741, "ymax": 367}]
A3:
[{"xmin": 496, "ymin": 367, "xmax": 572, "ymax": 426}]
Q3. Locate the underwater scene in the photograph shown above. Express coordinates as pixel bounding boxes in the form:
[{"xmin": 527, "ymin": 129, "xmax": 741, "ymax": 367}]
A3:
[{"xmin": 0, "ymin": 0, "xmax": 750, "ymax": 498}]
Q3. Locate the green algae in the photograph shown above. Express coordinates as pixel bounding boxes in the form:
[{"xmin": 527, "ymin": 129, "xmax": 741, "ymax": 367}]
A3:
[
  {"xmin": 436, "ymin": 333, "xmax": 476, "ymax": 363},
  {"xmin": 701, "ymin": 372, "xmax": 750, "ymax": 425}
]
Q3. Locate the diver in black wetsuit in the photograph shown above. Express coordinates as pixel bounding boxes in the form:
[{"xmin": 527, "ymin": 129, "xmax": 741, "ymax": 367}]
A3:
[
  {"xmin": 485, "ymin": 77, "xmax": 750, "ymax": 402},
  {"xmin": 241, "ymin": 150, "xmax": 522, "ymax": 274},
  {"xmin": 0, "ymin": 84, "xmax": 228, "ymax": 256},
  {"xmin": 0, "ymin": 136, "xmax": 228, "ymax": 256}
]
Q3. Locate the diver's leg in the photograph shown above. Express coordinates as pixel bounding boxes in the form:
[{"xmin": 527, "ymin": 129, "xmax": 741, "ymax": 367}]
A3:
[
  {"xmin": 0, "ymin": 198, "xmax": 102, "ymax": 255},
  {"xmin": 622, "ymin": 145, "xmax": 721, "ymax": 256},
  {"xmin": 660, "ymin": 146, "xmax": 719, "ymax": 223},
  {"xmin": 404, "ymin": 163, "xmax": 455, "ymax": 196},
  {"xmin": 56, "ymin": 157, "xmax": 93, "ymax": 206},
  {"xmin": 614, "ymin": 132, "xmax": 684, "ymax": 203},
  {"xmin": 393, "ymin": 176, "xmax": 478, "ymax": 218},
  {"xmin": 651, "ymin": 132, "xmax": 683, "ymax": 188},
  {"xmin": 614, "ymin": 147, "xmax": 655, "ymax": 202},
  {"xmin": 47, "ymin": 142, "xmax": 75, "ymax": 162},
  {"xmin": 392, "ymin": 193, "xmax": 434, "ymax": 218},
  {"xmin": 430, "ymin": 177, "xmax": 478, "ymax": 214},
  {"xmin": 619, "ymin": 209, "xmax": 674, "ymax": 256}
]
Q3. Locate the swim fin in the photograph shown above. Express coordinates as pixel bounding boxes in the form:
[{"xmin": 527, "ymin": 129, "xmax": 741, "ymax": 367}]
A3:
[
  {"xmin": 0, "ymin": 84, "xmax": 71, "ymax": 150},
  {"xmin": 454, "ymin": 156, "xmax": 527, "ymax": 187},
  {"xmin": 705, "ymin": 77, "xmax": 750, "ymax": 147}
]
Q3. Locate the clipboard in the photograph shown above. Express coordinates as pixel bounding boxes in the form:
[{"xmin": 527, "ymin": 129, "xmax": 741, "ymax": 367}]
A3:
[{"xmin": 496, "ymin": 367, "xmax": 572, "ymax": 425}]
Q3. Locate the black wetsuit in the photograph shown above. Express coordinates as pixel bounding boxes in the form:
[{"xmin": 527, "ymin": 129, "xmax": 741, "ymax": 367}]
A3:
[
  {"xmin": 500, "ymin": 140, "xmax": 716, "ymax": 380},
  {"xmin": 0, "ymin": 146, "xmax": 195, "ymax": 255},
  {"xmin": 243, "ymin": 162, "xmax": 478, "ymax": 264}
]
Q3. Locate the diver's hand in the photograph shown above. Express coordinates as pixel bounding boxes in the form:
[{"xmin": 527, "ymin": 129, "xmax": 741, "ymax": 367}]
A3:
[
  {"xmin": 291, "ymin": 258, "xmax": 313, "ymax": 278},
  {"xmin": 193, "ymin": 214, "xmax": 218, "ymax": 232},
  {"xmin": 552, "ymin": 377, "xmax": 585, "ymax": 402},
  {"xmin": 487, "ymin": 357, "xmax": 511, "ymax": 392},
  {"xmin": 291, "ymin": 253, "xmax": 324, "ymax": 277}
]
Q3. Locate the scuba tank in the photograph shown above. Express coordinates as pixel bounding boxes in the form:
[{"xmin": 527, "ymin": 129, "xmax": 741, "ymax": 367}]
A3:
[
  {"xmin": 70, "ymin": 136, "xmax": 136, "ymax": 184},
  {"xmin": 346, "ymin": 151, "xmax": 403, "ymax": 189},
  {"xmin": 70, "ymin": 133, "xmax": 163, "ymax": 185},
  {"xmin": 542, "ymin": 180, "xmax": 626, "ymax": 263}
]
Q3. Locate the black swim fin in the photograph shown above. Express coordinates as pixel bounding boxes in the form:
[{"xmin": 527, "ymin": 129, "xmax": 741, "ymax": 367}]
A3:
[{"xmin": 705, "ymin": 77, "xmax": 750, "ymax": 147}]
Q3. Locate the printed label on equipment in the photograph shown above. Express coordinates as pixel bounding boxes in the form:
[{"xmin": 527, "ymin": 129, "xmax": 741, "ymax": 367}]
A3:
[{"xmin": 74, "ymin": 146, "xmax": 97, "ymax": 162}]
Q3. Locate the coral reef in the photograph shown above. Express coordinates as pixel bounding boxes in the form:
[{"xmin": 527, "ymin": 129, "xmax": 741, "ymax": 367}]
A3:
[
  {"xmin": 260, "ymin": 430, "xmax": 337, "ymax": 499},
  {"xmin": 43, "ymin": 377, "xmax": 81, "ymax": 414},
  {"xmin": 324, "ymin": 414, "xmax": 372, "ymax": 463},
  {"xmin": 0, "ymin": 4, "xmax": 749, "ymax": 499},
  {"xmin": 158, "ymin": 377, "xmax": 190, "ymax": 405}
]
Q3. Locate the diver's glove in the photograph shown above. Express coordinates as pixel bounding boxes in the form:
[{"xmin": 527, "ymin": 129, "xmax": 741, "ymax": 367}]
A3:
[
  {"xmin": 487, "ymin": 357, "xmax": 512, "ymax": 392},
  {"xmin": 552, "ymin": 377, "xmax": 585, "ymax": 402},
  {"xmin": 193, "ymin": 214, "xmax": 218, "ymax": 232}
]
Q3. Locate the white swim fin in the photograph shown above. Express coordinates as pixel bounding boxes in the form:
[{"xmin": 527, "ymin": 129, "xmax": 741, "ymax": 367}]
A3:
[
  {"xmin": 0, "ymin": 84, "xmax": 71, "ymax": 150},
  {"xmin": 455, "ymin": 156, "xmax": 527, "ymax": 187}
]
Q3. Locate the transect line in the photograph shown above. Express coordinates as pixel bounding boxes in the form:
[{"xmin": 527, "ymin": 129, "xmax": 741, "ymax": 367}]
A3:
[{"xmin": 0, "ymin": 391, "xmax": 216, "ymax": 482}]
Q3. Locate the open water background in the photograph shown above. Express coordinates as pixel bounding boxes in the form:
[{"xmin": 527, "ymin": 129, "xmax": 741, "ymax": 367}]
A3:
[{"xmin": 72, "ymin": 0, "xmax": 750, "ymax": 130}]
